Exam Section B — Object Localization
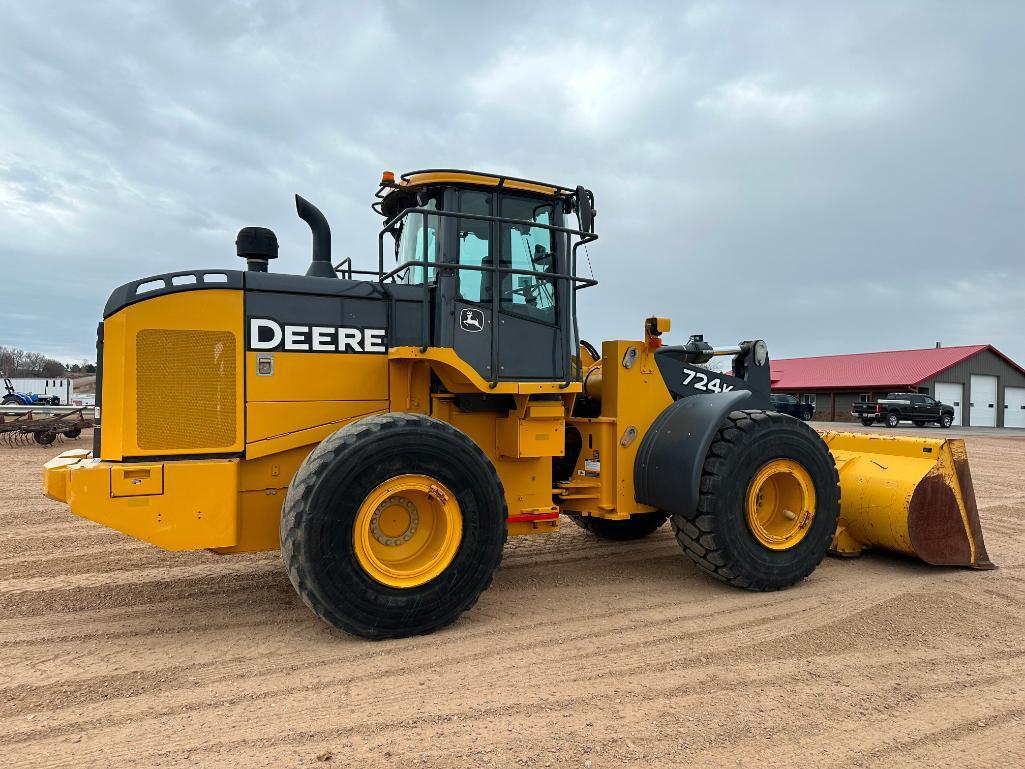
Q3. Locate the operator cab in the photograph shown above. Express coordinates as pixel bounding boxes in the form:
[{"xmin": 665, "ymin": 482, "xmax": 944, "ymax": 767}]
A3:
[{"xmin": 374, "ymin": 170, "xmax": 596, "ymax": 384}]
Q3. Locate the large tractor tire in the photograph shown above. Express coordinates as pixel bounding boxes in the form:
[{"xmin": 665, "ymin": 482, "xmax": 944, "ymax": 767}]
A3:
[
  {"xmin": 670, "ymin": 410, "xmax": 840, "ymax": 591},
  {"xmin": 280, "ymin": 413, "xmax": 507, "ymax": 640},
  {"xmin": 571, "ymin": 510, "xmax": 669, "ymax": 541}
]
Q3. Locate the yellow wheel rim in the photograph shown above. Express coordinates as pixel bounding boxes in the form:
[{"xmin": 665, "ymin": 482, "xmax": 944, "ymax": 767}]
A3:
[
  {"xmin": 353, "ymin": 474, "xmax": 462, "ymax": 588},
  {"xmin": 745, "ymin": 459, "xmax": 816, "ymax": 550}
]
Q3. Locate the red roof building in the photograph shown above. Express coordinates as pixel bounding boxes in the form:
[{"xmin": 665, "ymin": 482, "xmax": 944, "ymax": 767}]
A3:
[{"xmin": 770, "ymin": 345, "xmax": 1025, "ymax": 427}]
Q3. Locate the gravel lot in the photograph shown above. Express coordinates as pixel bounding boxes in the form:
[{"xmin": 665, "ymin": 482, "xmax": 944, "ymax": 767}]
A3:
[{"xmin": 3, "ymin": 428, "xmax": 1025, "ymax": 768}]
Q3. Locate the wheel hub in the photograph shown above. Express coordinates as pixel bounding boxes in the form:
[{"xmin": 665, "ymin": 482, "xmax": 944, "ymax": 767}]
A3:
[
  {"xmin": 370, "ymin": 496, "xmax": 420, "ymax": 546},
  {"xmin": 745, "ymin": 459, "xmax": 817, "ymax": 551},
  {"xmin": 353, "ymin": 474, "xmax": 463, "ymax": 589}
]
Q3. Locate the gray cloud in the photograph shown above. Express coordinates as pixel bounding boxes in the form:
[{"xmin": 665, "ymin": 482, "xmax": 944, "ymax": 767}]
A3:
[{"xmin": 1, "ymin": 1, "xmax": 1023, "ymax": 364}]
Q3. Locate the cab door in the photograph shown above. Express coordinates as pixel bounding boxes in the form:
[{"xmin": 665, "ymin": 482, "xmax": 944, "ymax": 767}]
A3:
[
  {"xmin": 910, "ymin": 395, "xmax": 932, "ymax": 421},
  {"xmin": 447, "ymin": 189, "xmax": 568, "ymax": 382},
  {"xmin": 921, "ymin": 396, "xmax": 940, "ymax": 422},
  {"xmin": 445, "ymin": 188, "xmax": 495, "ymax": 378}
]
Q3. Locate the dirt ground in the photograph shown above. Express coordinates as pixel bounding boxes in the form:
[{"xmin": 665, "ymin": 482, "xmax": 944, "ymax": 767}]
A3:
[{"xmin": 3, "ymin": 428, "xmax": 1025, "ymax": 768}]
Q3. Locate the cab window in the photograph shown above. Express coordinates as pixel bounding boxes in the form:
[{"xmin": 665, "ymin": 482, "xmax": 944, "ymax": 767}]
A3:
[
  {"xmin": 456, "ymin": 190, "xmax": 493, "ymax": 303},
  {"xmin": 455, "ymin": 191, "xmax": 558, "ymax": 324},
  {"xmin": 498, "ymin": 195, "xmax": 556, "ymax": 323},
  {"xmin": 397, "ymin": 194, "xmax": 440, "ymax": 285}
]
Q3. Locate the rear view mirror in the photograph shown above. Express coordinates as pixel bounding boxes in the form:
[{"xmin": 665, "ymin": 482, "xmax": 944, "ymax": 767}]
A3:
[{"xmin": 575, "ymin": 185, "xmax": 594, "ymax": 234}]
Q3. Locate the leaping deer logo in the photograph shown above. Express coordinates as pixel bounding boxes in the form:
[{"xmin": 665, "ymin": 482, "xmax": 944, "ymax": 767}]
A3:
[{"xmin": 460, "ymin": 308, "xmax": 484, "ymax": 333}]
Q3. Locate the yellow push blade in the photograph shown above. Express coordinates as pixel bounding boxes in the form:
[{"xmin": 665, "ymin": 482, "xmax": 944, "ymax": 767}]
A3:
[{"xmin": 820, "ymin": 431, "xmax": 994, "ymax": 569}]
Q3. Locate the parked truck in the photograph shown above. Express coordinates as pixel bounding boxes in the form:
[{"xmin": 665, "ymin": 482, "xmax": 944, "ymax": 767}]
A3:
[
  {"xmin": 769, "ymin": 393, "xmax": 813, "ymax": 421},
  {"xmin": 852, "ymin": 393, "xmax": 954, "ymax": 428}
]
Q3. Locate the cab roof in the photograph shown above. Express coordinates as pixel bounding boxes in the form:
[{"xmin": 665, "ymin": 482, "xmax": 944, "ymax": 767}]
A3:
[{"xmin": 375, "ymin": 168, "xmax": 574, "ymax": 219}]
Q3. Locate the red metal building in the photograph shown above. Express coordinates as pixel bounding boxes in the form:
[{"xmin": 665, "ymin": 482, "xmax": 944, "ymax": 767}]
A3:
[{"xmin": 770, "ymin": 345, "xmax": 1025, "ymax": 427}]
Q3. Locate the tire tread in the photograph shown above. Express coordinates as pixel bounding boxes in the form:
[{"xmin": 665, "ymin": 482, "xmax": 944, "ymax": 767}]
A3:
[
  {"xmin": 280, "ymin": 412, "xmax": 507, "ymax": 640},
  {"xmin": 669, "ymin": 409, "xmax": 841, "ymax": 591}
]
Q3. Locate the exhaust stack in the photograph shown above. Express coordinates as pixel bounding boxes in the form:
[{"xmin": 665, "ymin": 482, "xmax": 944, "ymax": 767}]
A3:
[{"xmin": 295, "ymin": 194, "xmax": 336, "ymax": 279}]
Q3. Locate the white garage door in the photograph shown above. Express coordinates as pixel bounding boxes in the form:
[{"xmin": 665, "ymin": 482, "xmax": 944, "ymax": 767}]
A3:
[
  {"xmin": 1006, "ymin": 386, "xmax": 1025, "ymax": 429},
  {"xmin": 935, "ymin": 382, "xmax": 963, "ymax": 426},
  {"xmin": 970, "ymin": 375, "xmax": 998, "ymax": 427}
]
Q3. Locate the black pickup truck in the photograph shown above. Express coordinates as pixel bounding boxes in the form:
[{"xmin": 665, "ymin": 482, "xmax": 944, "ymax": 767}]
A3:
[
  {"xmin": 852, "ymin": 392, "xmax": 955, "ymax": 429},
  {"xmin": 769, "ymin": 393, "xmax": 814, "ymax": 420}
]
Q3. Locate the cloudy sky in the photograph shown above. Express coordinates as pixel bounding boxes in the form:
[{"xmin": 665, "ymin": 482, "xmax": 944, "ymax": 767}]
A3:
[{"xmin": 1, "ymin": 1, "xmax": 1023, "ymax": 365}]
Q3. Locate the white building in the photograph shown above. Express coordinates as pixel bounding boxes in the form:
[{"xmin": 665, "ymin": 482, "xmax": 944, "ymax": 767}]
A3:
[{"xmin": 5, "ymin": 378, "xmax": 75, "ymax": 405}]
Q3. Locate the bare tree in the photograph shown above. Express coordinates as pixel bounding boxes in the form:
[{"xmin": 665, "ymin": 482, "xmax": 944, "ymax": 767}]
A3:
[{"xmin": 0, "ymin": 345, "xmax": 68, "ymax": 377}]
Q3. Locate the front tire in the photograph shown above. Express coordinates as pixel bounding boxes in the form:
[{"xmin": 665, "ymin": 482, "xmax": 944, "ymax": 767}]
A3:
[
  {"xmin": 280, "ymin": 413, "xmax": 507, "ymax": 640},
  {"xmin": 571, "ymin": 510, "xmax": 668, "ymax": 541},
  {"xmin": 670, "ymin": 410, "xmax": 840, "ymax": 591},
  {"xmin": 940, "ymin": 414, "xmax": 953, "ymax": 428}
]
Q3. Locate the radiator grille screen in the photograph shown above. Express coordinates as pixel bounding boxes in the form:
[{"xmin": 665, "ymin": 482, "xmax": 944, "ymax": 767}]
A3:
[{"xmin": 136, "ymin": 329, "xmax": 237, "ymax": 450}]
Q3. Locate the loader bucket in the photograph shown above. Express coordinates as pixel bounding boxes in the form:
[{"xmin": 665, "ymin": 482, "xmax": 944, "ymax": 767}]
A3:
[{"xmin": 820, "ymin": 432, "xmax": 994, "ymax": 569}]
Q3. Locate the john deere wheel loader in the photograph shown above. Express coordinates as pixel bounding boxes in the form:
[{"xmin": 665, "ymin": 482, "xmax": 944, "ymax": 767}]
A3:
[{"xmin": 43, "ymin": 170, "xmax": 993, "ymax": 639}]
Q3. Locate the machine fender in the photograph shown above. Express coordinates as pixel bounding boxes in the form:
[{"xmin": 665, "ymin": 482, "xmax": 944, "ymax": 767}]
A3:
[{"xmin": 634, "ymin": 390, "xmax": 752, "ymax": 515}]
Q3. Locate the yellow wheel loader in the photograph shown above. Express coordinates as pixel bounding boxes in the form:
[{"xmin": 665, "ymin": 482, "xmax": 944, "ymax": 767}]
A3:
[{"xmin": 43, "ymin": 170, "xmax": 993, "ymax": 639}]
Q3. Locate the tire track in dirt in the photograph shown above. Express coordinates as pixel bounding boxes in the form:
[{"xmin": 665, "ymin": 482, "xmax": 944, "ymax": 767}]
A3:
[
  {"xmin": 3, "ymin": 585, "xmax": 992, "ymax": 744},
  {"xmin": 0, "ymin": 583, "xmax": 823, "ymax": 691},
  {"xmin": 13, "ymin": 646, "xmax": 1025, "ymax": 769},
  {"xmin": 0, "ymin": 545, "xmax": 181, "ymax": 579},
  {"xmin": 0, "ymin": 557, "xmax": 283, "ymax": 596},
  {"xmin": 1, "ymin": 598, "xmax": 827, "ymax": 745}
]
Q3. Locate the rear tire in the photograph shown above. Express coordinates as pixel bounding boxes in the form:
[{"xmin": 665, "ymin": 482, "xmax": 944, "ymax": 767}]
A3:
[
  {"xmin": 885, "ymin": 412, "xmax": 900, "ymax": 428},
  {"xmin": 571, "ymin": 510, "xmax": 668, "ymax": 541},
  {"xmin": 913, "ymin": 420, "xmax": 925, "ymax": 427},
  {"xmin": 280, "ymin": 413, "xmax": 507, "ymax": 640},
  {"xmin": 670, "ymin": 410, "xmax": 840, "ymax": 591},
  {"xmin": 62, "ymin": 427, "xmax": 82, "ymax": 439},
  {"xmin": 860, "ymin": 418, "xmax": 875, "ymax": 427}
]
